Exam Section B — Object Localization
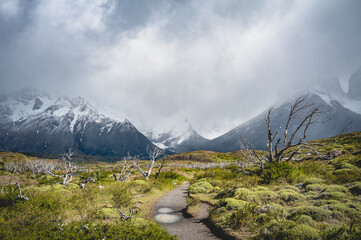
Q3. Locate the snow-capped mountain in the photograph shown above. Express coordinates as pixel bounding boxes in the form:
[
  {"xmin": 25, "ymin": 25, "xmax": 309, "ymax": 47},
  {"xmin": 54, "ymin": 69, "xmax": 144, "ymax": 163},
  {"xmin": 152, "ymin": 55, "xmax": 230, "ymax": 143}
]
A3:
[
  {"xmin": 0, "ymin": 89, "xmax": 155, "ymax": 158},
  {"xmin": 139, "ymin": 118, "xmax": 209, "ymax": 153},
  {"xmin": 200, "ymin": 67, "xmax": 361, "ymax": 152}
]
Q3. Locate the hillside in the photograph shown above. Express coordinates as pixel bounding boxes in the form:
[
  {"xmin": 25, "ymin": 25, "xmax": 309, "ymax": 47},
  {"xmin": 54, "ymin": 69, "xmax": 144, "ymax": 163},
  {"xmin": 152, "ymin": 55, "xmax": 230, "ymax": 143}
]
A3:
[
  {"xmin": 0, "ymin": 132, "xmax": 360, "ymax": 239},
  {"xmin": 202, "ymin": 93, "xmax": 361, "ymax": 152},
  {"xmin": 0, "ymin": 89, "xmax": 155, "ymax": 159},
  {"xmin": 185, "ymin": 131, "xmax": 361, "ymax": 239}
]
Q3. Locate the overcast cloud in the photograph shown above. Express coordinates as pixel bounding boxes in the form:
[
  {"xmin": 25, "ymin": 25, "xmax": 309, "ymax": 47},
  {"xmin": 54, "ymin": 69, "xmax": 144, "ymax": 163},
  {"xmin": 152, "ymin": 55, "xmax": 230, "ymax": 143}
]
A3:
[{"xmin": 1, "ymin": 0, "xmax": 361, "ymax": 138}]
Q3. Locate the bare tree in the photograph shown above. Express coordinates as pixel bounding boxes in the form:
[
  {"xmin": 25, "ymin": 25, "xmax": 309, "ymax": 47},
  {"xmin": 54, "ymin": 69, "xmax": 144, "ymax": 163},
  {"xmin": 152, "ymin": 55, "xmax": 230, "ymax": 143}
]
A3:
[
  {"xmin": 113, "ymin": 155, "xmax": 133, "ymax": 182},
  {"xmin": 4, "ymin": 159, "xmax": 58, "ymax": 175},
  {"xmin": 132, "ymin": 146, "xmax": 164, "ymax": 181},
  {"xmin": 116, "ymin": 203, "xmax": 142, "ymax": 220},
  {"xmin": 15, "ymin": 182, "xmax": 29, "ymax": 201},
  {"xmin": 47, "ymin": 149, "xmax": 78, "ymax": 185},
  {"xmin": 241, "ymin": 94, "xmax": 328, "ymax": 168}
]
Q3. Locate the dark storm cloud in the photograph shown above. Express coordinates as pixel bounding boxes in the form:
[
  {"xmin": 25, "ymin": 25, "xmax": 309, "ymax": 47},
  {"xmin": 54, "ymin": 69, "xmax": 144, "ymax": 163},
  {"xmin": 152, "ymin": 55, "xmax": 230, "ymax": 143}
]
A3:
[{"xmin": 0, "ymin": 0, "xmax": 360, "ymax": 138}]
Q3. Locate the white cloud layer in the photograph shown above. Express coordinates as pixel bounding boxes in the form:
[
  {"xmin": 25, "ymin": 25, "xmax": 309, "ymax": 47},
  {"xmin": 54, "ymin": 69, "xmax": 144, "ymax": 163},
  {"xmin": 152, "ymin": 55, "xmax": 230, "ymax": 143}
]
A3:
[{"xmin": 1, "ymin": 0, "xmax": 361, "ymax": 138}]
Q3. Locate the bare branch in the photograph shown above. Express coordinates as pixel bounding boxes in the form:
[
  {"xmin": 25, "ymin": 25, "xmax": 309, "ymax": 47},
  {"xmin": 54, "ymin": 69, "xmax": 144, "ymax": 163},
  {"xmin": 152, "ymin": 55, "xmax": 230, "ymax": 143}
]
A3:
[{"xmin": 132, "ymin": 146, "xmax": 164, "ymax": 181}]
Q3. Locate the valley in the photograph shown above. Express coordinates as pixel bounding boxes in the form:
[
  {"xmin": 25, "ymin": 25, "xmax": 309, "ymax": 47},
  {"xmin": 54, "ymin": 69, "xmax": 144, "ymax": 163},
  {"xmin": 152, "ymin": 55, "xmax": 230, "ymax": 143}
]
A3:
[{"xmin": 1, "ymin": 132, "xmax": 360, "ymax": 239}]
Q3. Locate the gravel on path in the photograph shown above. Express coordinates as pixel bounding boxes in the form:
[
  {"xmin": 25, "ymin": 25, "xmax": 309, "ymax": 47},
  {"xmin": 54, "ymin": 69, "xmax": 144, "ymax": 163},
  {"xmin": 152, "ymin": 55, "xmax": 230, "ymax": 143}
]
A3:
[{"xmin": 151, "ymin": 182, "xmax": 226, "ymax": 240}]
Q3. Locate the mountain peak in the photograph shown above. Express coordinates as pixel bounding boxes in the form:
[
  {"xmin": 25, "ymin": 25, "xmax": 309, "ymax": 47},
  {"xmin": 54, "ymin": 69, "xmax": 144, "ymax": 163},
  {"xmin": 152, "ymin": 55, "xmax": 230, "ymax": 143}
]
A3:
[
  {"xmin": 348, "ymin": 65, "xmax": 361, "ymax": 100},
  {"xmin": 0, "ymin": 89, "xmax": 154, "ymax": 158}
]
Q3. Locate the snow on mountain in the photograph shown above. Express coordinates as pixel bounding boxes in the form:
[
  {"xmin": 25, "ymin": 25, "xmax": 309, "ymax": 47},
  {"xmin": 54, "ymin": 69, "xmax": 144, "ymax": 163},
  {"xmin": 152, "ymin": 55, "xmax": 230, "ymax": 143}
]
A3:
[
  {"xmin": 0, "ymin": 89, "xmax": 154, "ymax": 159},
  {"xmin": 138, "ymin": 118, "xmax": 209, "ymax": 153},
  {"xmin": 311, "ymin": 83, "xmax": 361, "ymax": 115}
]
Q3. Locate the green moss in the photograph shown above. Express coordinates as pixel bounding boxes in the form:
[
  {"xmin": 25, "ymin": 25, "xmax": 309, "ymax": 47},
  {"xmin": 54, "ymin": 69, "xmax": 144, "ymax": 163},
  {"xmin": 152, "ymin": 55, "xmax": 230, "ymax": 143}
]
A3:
[
  {"xmin": 212, "ymin": 187, "xmax": 221, "ymax": 193},
  {"xmin": 34, "ymin": 183, "xmax": 69, "ymax": 192},
  {"xmin": 317, "ymin": 191, "xmax": 348, "ymax": 200},
  {"xmin": 348, "ymin": 181, "xmax": 361, "ymax": 195},
  {"xmin": 216, "ymin": 188, "xmax": 235, "ymax": 199},
  {"xmin": 252, "ymin": 186, "xmax": 269, "ymax": 191},
  {"xmin": 285, "ymin": 224, "xmax": 320, "ymax": 239},
  {"xmin": 258, "ymin": 203, "xmax": 284, "ymax": 215},
  {"xmin": 335, "ymin": 161, "xmax": 358, "ymax": 170},
  {"xmin": 305, "ymin": 184, "xmax": 326, "ymax": 192},
  {"xmin": 310, "ymin": 199, "xmax": 340, "ymax": 207},
  {"xmin": 289, "ymin": 206, "xmax": 332, "ymax": 221},
  {"xmin": 188, "ymin": 181, "xmax": 213, "ymax": 194},
  {"xmin": 274, "ymin": 185, "xmax": 299, "ymax": 192},
  {"xmin": 304, "ymin": 178, "xmax": 325, "ymax": 186},
  {"xmin": 325, "ymin": 185, "xmax": 349, "ymax": 193},
  {"xmin": 224, "ymin": 198, "xmax": 250, "ymax": 210},
  {"xmin": 234, "ymin": 188, "xmax": 259, "ymax": 203},
  {"xmin": 132, "ymin": 179, "xmax": 148, "ymax": 186},
  {"xmin": 292, "ymin": 214, "xmax": 316, "ymax": 227},
  {"xmin": 98, "ymin": 208, "xmax": 118, "ymax": 219},
  {"xmin": 255, "ymin": 190, "xmax": 277, "ymax": 203},
  {"xmin": 324, "ymin": 203, "xmax": 360, "ymax": 218},
  {"xmin": 260, "ymin": 161, "xmax": 293, "ymax": 183},
  {"xmin": 332, "ymin": 168, "xmax": 361, "ymax": 183},
  {"xmin": 198, "ymin": 178, "xmax": 208, "ymax": 182},
  {"xmin": 278, "ymin": 189, "xmax": 305, "ymax": 203}
]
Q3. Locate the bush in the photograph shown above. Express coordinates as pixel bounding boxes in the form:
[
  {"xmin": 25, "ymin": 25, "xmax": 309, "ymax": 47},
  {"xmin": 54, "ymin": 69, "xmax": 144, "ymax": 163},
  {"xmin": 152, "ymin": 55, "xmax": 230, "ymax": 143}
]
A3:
[
  {"xmin": 274, "ymin": 185, "xmax": 299, "ymax": 192},
  {"xmin": 284, "ymin": 224, "xmax": 320, "ymax": 240},
  {"xmin": 224, "ymin": 198, "xmax": 250, "ymax": 210},
  {"xmin": 255, "ymin": 190, "xmax": 277, "ymax": 204},
  {"xmin": 260, "ymin": 162, "xmax": 293, "ymax": 184},
  {"xmin": 324, "ymin": 185, "xmax": 349, "ymax": 193},
  {"xmin": 305, "ymin": 184, "xmax": 326, "ymax": 192},
  {"xmin": 304, "ymin": 178, "xmax": 325, "ymax": 186},
  {"xmin": 278, "ymin": 189, "xmax": 305, "ymax": 203},
  {"xmin": 292, "ymin": 214, "xmax": 316, "ymax": 227},
  {"xmin": 258, "ymin": 203, "xmax": 284, "ymax": 215},
  {"xmin": 228, "ymin": 203, "xmax": 256, "ymax": 229},
  {"xmin": 234, "ymin": 188, "xmax": 259, "ymax": 203},
  {"xmin": 324, "ymin": 203, "xmax": 360, "ymax": 218},
  {"xmin": 316, "ymin": 191, "xmax": 348, "ymax": 201},
  {"xmin": 188, "ymin": 182, "xmax": 213, "ymax": 194},
  {"xmin": 111, "ymin": 184, "xmax": 133, "ymax": 209},
  {"xmin": 216, "ymin": 187, "xmax": 235, "ymax": 199},
  {"xmin": 335, "ymin": 161, "xmax": 358, "ymax": 170},
  {"xmin": 0, "ymin": 184, "xmax": 21, "ymax": 207},
  {"xmin": 349, "ymin": 182, "xmax": 361, "ymax": 195},
  {"xmin": 322, "ymin": 223, "xmax": 361, "ymax": 240},
  {"xmin": 289, "ymin": 206, "xmax": 332, "ymax": 221},
  {"xmin": 98, "ymin": 208, "xmax": 118, "ymax": 219},
  {"xmin": 261, "ymin": 220, "xmax": 320, "ymax": 240},
  {"xmin": 332, "ymin": 168, "xmax": 361, "ymax": 183}
]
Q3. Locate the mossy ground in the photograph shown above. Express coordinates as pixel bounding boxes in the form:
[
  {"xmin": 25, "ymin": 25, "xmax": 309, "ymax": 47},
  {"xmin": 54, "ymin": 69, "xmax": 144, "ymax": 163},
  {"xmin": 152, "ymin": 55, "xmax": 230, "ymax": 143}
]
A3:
[
  {"xmin": 186, "ymin": 132, "xmax": 361, "ymax": 239},
  {"xmin": 1, "ymin": 132, "xmax": 361, "ymax": 239},
  {"xmin": 0, "ymin": 154, "xmax": 187, "ymax": 240}
]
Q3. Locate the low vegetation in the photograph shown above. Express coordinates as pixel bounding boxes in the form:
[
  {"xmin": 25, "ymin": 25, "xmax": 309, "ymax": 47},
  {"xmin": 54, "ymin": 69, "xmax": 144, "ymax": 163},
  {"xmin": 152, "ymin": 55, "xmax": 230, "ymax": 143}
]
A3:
[
  {"xmin": 0, "ymin": 151, "xmax": 186, "ymax": 240},
  {"xmin": 1, "ymin": 132, "xmax": 361, "ymax": 239},
  {"xmin": 186, "ymin": 132, "xmax": 361, "ymax": 239}
]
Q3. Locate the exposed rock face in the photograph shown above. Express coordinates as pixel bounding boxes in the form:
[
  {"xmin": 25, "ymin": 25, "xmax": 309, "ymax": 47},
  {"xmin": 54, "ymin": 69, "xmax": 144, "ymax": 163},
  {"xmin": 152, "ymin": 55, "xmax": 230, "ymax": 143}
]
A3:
[
  {"xmin": 0, "ymin": 89, "xmax": 154, "ymax": 159},
  {"xmin": 142, "ymin": 120, "xmax": 209, "ymax": 154},
  {"xmin": 348, "ymin": 66, "xmax": 361, "ymax": 100}
]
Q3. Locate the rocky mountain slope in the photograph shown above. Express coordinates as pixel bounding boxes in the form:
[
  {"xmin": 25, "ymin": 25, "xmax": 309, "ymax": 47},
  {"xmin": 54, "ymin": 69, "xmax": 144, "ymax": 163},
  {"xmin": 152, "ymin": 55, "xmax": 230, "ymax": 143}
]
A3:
[
  {"xmin": 140, "ymin": 119, "xmax": 209, "ymax": 154},
  {"xmin": 202, "ymin": 92, "xmax": 361, "ymax": 152},
  {"xmin": 0, "ymin": 89, "xmax": 154, "ymax": 158}
]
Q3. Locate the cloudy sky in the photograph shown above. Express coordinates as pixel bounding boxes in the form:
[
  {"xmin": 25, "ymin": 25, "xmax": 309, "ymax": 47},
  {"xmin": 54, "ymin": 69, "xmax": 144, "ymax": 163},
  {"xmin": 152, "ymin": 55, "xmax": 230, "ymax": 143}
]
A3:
[{"xmin": 1, "ymin": 0, "xmax": 361, "ymax": 138}]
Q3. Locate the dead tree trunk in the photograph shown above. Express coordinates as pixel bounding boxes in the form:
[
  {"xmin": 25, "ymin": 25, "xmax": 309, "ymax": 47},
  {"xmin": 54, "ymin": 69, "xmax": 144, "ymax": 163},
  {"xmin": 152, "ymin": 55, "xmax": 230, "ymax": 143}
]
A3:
[
  {"xmin": 113, "ymin": 156, "xmax": 132, "ymax": 182},
  {"xmin": 240, "ymin": 94, "xmax": 327, "ymax": 168},
  {"xmin": 47, "ymin": 149, "xmax": 78, "ymax": 185},
  {"xmin": 132, "ymin": 146, "xmax": 164, "ymax": 181}
]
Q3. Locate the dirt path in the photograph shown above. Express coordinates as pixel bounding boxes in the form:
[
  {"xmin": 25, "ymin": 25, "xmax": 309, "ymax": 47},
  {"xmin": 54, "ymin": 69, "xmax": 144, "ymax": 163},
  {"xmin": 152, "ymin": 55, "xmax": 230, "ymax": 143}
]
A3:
[{"xmin": 151, "ymin": 182, "xmax": 227, "ymax": 240}]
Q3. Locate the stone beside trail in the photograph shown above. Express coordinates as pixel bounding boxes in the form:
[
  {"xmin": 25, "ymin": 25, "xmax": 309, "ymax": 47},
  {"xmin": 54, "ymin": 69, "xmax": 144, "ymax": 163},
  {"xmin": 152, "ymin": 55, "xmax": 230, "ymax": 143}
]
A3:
[{"xmin": 151, "ymin": 182, "xmax": 224, "ymax": 240}]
